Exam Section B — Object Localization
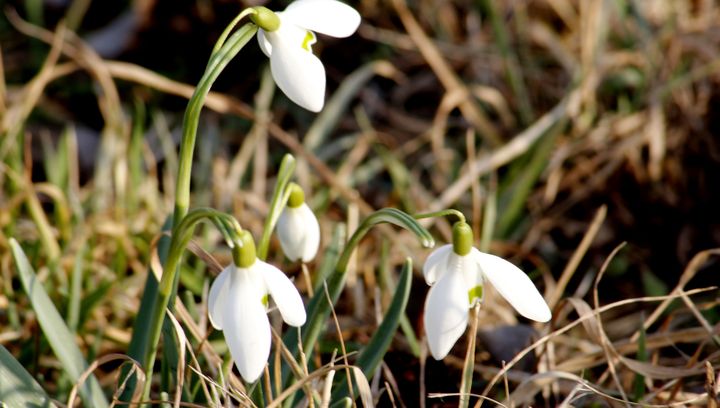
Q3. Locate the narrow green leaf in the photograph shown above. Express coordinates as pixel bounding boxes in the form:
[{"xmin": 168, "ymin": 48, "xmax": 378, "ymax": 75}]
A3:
[
  {"xmin": 355, "ymin": 258, "xmax": 412, "ymax": 375},
  {"xmin": 66, "ymin": 244, "xmax": 86, "ymax": 333},
  {"xmin": 10, "ymin": 239, "xmax": 108, "ymax": 408},
  {"xmin": 331, "ymin": 258, "xmax": 413, "ymax": 402},
  {"xmin": 496, "ymin": 119, "xmax": 563, "ymax": 238},
  {"xmin": 258, "ymin": 153, "xmax": 296, "ymax": 260},
  {"xmin": 282, "ymin": 208, "xmax": 433, "ymax": 391},
  {"xmin": 0, "ymin": 344, "xmax": 56, "ymax": 408},
  {"xmin": 304, "ymin": 61, "xmax": 395, "ymax": 151}
]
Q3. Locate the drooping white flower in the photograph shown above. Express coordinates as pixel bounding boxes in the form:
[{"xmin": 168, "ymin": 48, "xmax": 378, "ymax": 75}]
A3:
[
  {"xmin": 423, "ymin": 222, "xmax": 551, "ymax": 360},
  {"xmin": 253, "ymin": 0, "xmax": 361, "ymax": 112},
  {"xmin": 208, "ymin": 231, "xmax": 306, "ymax": 382},
  {"xmin": 276, "ymin": 183, "xmax": 320, "ymax": 262}
]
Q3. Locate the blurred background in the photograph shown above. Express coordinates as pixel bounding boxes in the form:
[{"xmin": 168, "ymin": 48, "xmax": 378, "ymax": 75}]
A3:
[{"xmin": 1, "ymin": 0, "xmax": 719, "ymax": 406}]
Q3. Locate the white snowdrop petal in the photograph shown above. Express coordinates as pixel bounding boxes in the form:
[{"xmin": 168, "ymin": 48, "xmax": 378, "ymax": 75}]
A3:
[
  {"xmin": 270, "ymin": 40, "xmax": 326, "ymax": 112},
  {"xmin": 257, "ymin": 29, "xmax": 272, "ymax": 57},
  {"xmin": 473, "ymin": 249, "xmax": 552, "ymax": 322},
  {"xmin": 277, "ymin": 203, "xmax": 319, "ymax": 262},
  {"xmin": 297, "ymin": 204, "xmax": 320, "ymax": 262},
  {"xmin": 422, "ymin": 244, "xmax": 452, "ymax": 285},
  {"xmin": 283, "ymin": 0, "xmax": 361, "ymax": 38},
  {"xmin": 224, "ymin": 268, "xmax": 271, "ymax": 382},
  {"xmin": 208, "ymin": 266, "xmax": 232, "ymax": 330},
  {"xmin": 423, "ymin": 267, "xmax": 470, "ymax": 360},
  {"xmin": 458, "ymin": 252, "xmax": 483, "ymax": 288},
  {"xmin": 277, "ymin": 208, "xmax": 302, "ymax": 261},
  {"xmin": 258, "ymin": 262, "xmax": 307, "ymax": 326}
]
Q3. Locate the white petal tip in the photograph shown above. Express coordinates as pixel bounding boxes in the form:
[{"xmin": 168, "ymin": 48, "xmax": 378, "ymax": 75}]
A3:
[
  {"xmin": 236, "ymin": 361, "xmax": 265, "ymax": 383},
  {"xmin": 523, "ymin": 305, "xmax": 552, "ymax": 323}
]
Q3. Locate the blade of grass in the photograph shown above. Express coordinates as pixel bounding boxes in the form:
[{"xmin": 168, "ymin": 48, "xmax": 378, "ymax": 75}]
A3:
[
  {"xmin": 10, "ymin": 239, "xmax": 108, "ymax": 408},
  {"xmin": 283, "ymin": 209, "xmax": 433, "ymax": 389},
  {"xmin": 476, "ymin": 0, "xmax": 535, "ymax": 125},
  {"xmin": 331, "ymin": 258, "xmax": 413, "ymax": 402},
  {"xmin": 66, "ymin": 243, "xmax": 86, "ymax": 333},
  {"xmin": 0, "ymin": 343, "xmax": 56, "ymax": 408},
  {"xmin": 631, "ymin": 316, "xmax": 647, "ymax": 401},
  {"xmin": 379, "ymin": 239, "xmax": 420, "ymax": 357},
  {"xmin": 495, "ymin": 118, "xmax": 563, "ymax": 238}
]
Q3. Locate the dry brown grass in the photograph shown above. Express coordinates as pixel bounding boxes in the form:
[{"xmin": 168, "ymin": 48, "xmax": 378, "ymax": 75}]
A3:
[{"xmin": 1, "ymin": 0, "xmax": 719, "ymax": 406}]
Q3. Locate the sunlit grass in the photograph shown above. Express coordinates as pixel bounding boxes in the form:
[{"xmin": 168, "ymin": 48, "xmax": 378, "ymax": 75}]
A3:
[{"xmin": 1, "ymin": 0, "xmax": 719, "ymax": 406}]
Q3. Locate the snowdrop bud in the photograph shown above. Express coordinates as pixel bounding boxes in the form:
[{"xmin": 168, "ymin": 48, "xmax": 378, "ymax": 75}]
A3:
[
  {"xmin": 277, "ymin": 183, "xmax": 320, "ymax": 262},
  {"xmin": 452, "ymin": 221, "xmax": 473, "ymax": 256},
  {"xmin": 250, "ymin": 7, "xmax": 280, "ymax": 32}
]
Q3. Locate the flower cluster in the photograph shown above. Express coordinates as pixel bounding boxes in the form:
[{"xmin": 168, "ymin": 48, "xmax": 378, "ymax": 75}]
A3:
[
  {"xmin": 206, "ymin": 0, "xmax": 552, "ymax": 386},
  {"xmin": 209, "ymin": 183, "xmax": 320, "ymax": 382},
  {"xmin": 208, "ymin": 0, "xmax": 356, "ymax": 381}
]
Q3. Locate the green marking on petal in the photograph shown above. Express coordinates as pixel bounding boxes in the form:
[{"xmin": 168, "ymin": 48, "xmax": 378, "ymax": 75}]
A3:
[
  {"xmin": 468, "ymin": 285, "xmax": 483, "ymax": 304},
  {"xmin": 301, "ymin": 31, "xmax": 315, "ymax": 51},
  {"xmin": 261, "ymin": 294, "xmax": 269, "ymax": 307}
]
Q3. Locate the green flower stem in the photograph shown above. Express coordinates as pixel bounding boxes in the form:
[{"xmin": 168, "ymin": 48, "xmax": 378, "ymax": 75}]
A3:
[
  {"xmin": 335, "ymin": 209, "xmax": 434, "ymax": 277},
  {"xmin": 413, "ymin": 208, "xmax": 466, "ymax": 224},
  {"xmin": 137, "ymin": 18, "xmax": 258, "ymax": 400},
  {"xmin": 257, "ymin": 154, "xmax": 296, "ymax": 260},
  {"xmin": 459, "ymin": 304, "xmax": 480, "ymax": 408},
  {"xmin": 141, "ymin": 209, "xmax": 243, "ymax": 398},
  {"xmin": 173, "ymin": 22, "xmax": 258, "ymax": 228},
  {"xmin": 212, "ymin": 8, "xmax": 257, "ymax": 56}
]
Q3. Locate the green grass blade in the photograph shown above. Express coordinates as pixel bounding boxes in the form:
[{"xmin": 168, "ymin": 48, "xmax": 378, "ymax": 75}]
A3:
[
  {"xmin": 0, "ymin": 344, "xmax": 56, "ymax": 408},
  {"xmin": 282, "ymin": 208, "xmax": 433, "ymax": 390},
  {"xmin": 258, "ymin": 153, "xmax": 296, "ymax": 260},
  {"xmin": 356, "ymin": 257, "xmax": 412, "ymax": 374},
  {"xmin": 496, "ymin": 120, "xmax": 563, "ymax": 238},
  {"xmin": 10, "ymin": 239, "xmax": 109, "ymax": 408},
  {"xmin": 304, "ymin": 60, "xmax": 394, "ymax": 151},
  {"xmin": 66, "ymin": 243, "xmax": 86, "ymax": 333},
  {"xmin": 331, "ymin": 258, "xmax": 413, "ymax": 402}
]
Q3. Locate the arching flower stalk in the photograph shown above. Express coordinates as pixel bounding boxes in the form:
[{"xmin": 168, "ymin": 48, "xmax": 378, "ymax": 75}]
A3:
[
  {"xmin": 423, "ymin": 221, "xmax": 552, "ymax": 360},
  {"xmin": 208, "ymin": 230, "xmax": 306, "ymax": 382}
]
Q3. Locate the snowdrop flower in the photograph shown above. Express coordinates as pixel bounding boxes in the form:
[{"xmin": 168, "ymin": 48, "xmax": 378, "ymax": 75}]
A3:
[
  {"xmin": 208, "ymin": 230, "xmax": 306, "ymax": 382},
  {"xmin": 276, "ymin": 183, "xmax": 320, "ymax": 262},
  {"xmin": 423, "ymin": 222, "xmax": 551, "ymax": 360},
  {"xmin": 251, "ymin": 0, "xmax": 361, "ymax": 112}
]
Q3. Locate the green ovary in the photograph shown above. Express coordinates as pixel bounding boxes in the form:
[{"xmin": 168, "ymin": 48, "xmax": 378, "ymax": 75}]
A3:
[{"xmin": 261, "ymin": 294, "xmax": 269, "ymax": 307}]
